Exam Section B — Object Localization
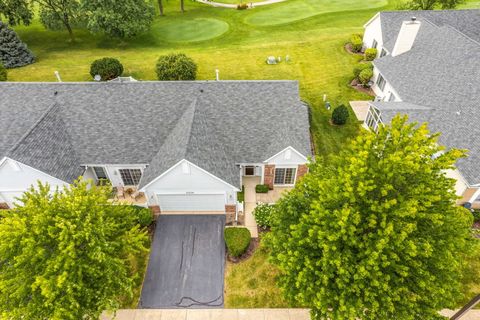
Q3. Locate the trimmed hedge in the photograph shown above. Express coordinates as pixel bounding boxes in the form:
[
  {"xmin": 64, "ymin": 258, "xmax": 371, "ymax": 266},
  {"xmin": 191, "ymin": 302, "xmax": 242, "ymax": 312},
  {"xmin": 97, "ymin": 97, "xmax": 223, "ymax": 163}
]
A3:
[
  {"xmin": 255, "ymin": 184, "xmax": 269, "ymax": 193},
  {"xmin": 359, "ymin": 68, "xmax": 373, "ymax": 87},
  {"xmin": 253, "ymin": 203, "xmax": 275, "ymax": 229},
  {"xmin": 90, "ymin": 57, "xmax": 124, "ymax": 81},
  {"xmin": 156, "ymin": 53, "xmax": 197, "ymax": 81},
  {"xmin": 332, "ymin": 105, "xmax": 349, "ymax": 125},
  {"xmin": 225, "ymin": 227, "xmax": 251, "ymax": 257},
  {"xmin": 131, "ymin": 205, "xmax": 153, "ymax": 227},
  {"xmin": 350, "ymin": 34, "xmax": 363, "ymax": 53},
  {"xmin": 353, "ymin": 62, "xmax": 372, "ymax": 80},
  {"xmin": 365, "ymin": 48, "xmax": 378, "ymax": 61},
  {"xmin": 0, "ymin": 63, "xmax": 7, "ymax": 81}
]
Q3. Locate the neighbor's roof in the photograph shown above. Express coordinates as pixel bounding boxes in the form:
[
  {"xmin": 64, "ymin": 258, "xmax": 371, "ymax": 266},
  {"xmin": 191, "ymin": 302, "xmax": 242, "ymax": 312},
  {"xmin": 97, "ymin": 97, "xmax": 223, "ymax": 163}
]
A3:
[
  {"xmin": 0, "ymin": 81, "xmax": 312, "ymax": 188},
  {"xmin": 370, "ymin": 10, "xmax": 480, "ymax": 185}
]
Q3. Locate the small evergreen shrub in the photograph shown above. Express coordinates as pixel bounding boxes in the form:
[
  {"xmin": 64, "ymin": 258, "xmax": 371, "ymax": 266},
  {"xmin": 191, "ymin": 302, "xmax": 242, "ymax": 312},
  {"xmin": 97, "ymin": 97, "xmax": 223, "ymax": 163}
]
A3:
[
  {"xmin": 255, "ymin": 184, "xmax": 269, "ymax": 193},
  {"xmin": 350, "ymin": 34, "xmax": 363, "ymax": 53},
  {"xmin": 156, "ymin": 53, "xmax": 197, "ymax": 81},
  {"xmin": 332, "ymin": 105, "xmax": 349, "ymax": 125},
  {"xmin": 353, "ymin": 63, "xmax": 372, "ymax": 80},
  {"xmin": 131, "ymin": 205, "xmax": 153, "ymax": 227},
  {"xmin": 224, "ymin": 227, "xmax": 251, "ymax": 257},
  {"xmin": 359, "ymin": 68, "xmax": 373, "ymax": 87},
  {"xmin": 253, "ymin": 203, "xmax": 275, "ymax": 229},
  {"xmin": 237, "ymin": 3, "xmax": 248, "ymax": 9},
  {"xmin": 365, "ymin": 48, "xmax": 378, "ymax": 61},
  {"xmin": 90, "ymin": 57, "xmax": 124, "ymax": 81},
  {"xmin": 0, "ymin": 63, "xmax": 7, "ymax": 81},
  {"xmin": 0, "ymin": 21, "xmax": 35, "ymax": 68},
  {"xmin": 237, "ymin": 186, "xmax": 245, "ymax": 203}
]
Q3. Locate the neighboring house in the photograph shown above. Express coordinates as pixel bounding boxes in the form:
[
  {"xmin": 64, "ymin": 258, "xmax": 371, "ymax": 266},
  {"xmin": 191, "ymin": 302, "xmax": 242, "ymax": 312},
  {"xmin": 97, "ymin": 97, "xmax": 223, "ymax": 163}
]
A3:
[
  {"xmin": 0, "ymin": 81, "xmax": 312, "ymax": 217},
  {"xmin": 359, "ymin": 10, "xmax": 480, "ymax": 206}
]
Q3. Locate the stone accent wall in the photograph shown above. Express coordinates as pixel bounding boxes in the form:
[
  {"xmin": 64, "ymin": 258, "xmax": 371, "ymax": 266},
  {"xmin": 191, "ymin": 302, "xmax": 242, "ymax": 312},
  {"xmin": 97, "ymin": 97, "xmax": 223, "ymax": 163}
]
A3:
[
  {"xmin": 0, "ymin": 203, "xmax": 9, "ymax": 210},
  {"xmin": 296, "ymin": 164, "xmax": 309, "ymax": 182},
  {"xmin": 149, "ymin": 205, "xmax": 161, "ymax": 216},
  {"xmin": 225, "ymin": 204, "xmax": 236, "ymax": 224},
  {"xmin": 264, "ymin": 164, "xmax": 275, "ymax": 190}
]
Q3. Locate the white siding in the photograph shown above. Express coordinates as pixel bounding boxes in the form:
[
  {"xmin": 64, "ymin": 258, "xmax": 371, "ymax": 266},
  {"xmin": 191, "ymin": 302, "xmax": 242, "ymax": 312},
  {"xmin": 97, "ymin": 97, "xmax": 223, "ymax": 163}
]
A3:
[
  {"xmin": 143, "ymin": 160, "xmax": 238, "ymax": 206},
  {"xmin": 363, "ymin": 14, "xmax": 383, "ymax": 52},
  {"xmin": 0, "ymin": 158, "xmax": 68, "ymax": 208},
  {"xmin": 445, "ymin": 169, "xmax": 469, "ymax": 197},
  {"xmin": 265, "ymin": 147, "xmax": 307, "ymax": 166},
  {"xmin": 82, "ymin": 167, "xmax": 96, "ymax": 182},
  {"xmin": 157, "ymin": 194, "xmax": 225, "ymax": 212},
  {"xmin": 372, "ymin": 66, "xmax": 402, "ymax": 101}
]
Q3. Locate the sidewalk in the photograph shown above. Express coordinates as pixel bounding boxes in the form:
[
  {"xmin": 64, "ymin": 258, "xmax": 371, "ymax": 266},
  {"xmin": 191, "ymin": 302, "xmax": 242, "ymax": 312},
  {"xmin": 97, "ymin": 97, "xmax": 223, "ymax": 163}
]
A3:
[{"xmin": 102, "ymin": 308, "xmax": 311, "ymax": 320}]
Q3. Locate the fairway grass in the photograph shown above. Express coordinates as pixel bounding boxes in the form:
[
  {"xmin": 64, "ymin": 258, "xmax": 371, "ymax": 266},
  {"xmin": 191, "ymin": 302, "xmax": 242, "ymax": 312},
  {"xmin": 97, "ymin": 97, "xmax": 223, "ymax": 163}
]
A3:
[{"xmin": 156, "ymin": 18, "xmax": 230, "ymax": 42}]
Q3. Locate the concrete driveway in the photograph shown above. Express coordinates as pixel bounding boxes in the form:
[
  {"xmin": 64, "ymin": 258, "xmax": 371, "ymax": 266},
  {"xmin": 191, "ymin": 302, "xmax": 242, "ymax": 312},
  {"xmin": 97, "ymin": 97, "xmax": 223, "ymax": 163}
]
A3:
[{"xmin": 139, "ymin": 215, "xmax": 226, "ymax": 309}]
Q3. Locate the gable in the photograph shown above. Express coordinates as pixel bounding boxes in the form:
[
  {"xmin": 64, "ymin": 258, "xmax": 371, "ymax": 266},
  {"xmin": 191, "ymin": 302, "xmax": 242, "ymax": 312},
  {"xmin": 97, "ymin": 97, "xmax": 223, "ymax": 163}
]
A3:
[{"xmin": 264, "ymin": 147, "xmax": 308, "ymax": 165}]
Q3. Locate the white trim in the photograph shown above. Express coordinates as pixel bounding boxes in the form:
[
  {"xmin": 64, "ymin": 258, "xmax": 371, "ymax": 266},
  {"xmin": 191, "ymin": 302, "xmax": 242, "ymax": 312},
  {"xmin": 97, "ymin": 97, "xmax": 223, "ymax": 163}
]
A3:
[
  {"xmin": 2, "ymin": 157, "xmax": 70, "ymax": 185},
  {"xmin": 140, "ymin": 159, "xmax": 240, "ymax": 192},
  {"xmin": 468, "ymin": 188, "xmax": 480, "ymax": 203},
  {"xmin": 263, "ymin": 146, "xmax": 308, "ymax": 163},
  {"xmin": 0, "ymin": 157, "xmax": 8, "ymax": 167},
  {"xmin": 363, "ymin": 12, "xmax": 380, "ymax": 28}
]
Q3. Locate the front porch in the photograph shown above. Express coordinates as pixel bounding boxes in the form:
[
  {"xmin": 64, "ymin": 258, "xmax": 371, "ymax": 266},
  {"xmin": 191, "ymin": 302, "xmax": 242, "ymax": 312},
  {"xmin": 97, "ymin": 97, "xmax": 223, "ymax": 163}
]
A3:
[
  {"xmin": 240, "ymin": 176, "xmax": 293, "ymax": 238},
  {"xmin": 110, "ymin": 186, "xmax": 148, "ymax": 206}
]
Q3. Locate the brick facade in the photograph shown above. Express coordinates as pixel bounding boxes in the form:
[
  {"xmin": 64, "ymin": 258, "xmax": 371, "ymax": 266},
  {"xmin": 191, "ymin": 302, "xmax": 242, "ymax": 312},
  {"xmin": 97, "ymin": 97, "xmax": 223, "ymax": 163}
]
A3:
[
  {"xmin": 264, "ymin": 164, "xmax": 275, "ymax": 190},
  {"xmin": 149, "ymin": 205, "xmax": 161, "ymax": 216},
  {"xmin": 296, "ymin": 164, "xmax": 309, "ymax": 182},
  {"xmin": 225, "ymin": 204, "xmax": 236, "ymax": 224}
]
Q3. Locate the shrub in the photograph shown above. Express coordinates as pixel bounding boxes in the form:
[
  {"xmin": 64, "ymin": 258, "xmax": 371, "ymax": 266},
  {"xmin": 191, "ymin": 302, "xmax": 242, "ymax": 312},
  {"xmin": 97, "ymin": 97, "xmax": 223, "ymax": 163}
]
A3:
[
  {"xmin": 350, "ymin": 34, "xmax": 363, "ymax": 53},
  {"xmin": 365, "ymin": 48, "xmax": 378, "ymax": 61},
  {"xmin": 156, "ymin": 53, "xmax": 197, "ymax": 81},
  {"xmin": 0, "ymin": 21, "xmax": 35, "ymax": 68},
  {"xmin": 90, "ymin": 57, "xmax": 124, "ymax": 81},
  {"xmin": 237, "ymin": 185, "xmax": 245, "ymax": 203},
  {"xmin": 237, "ymin": 3, "xmax": 248, "ymax": 9},
  {"xmin": 353, "ymin": 63, "xmax": 372, "ymax": 80},
  {"xmin": 253, "ymin": 203, "xmax": 275, "ymax": 229},
  {"xmin": 224, "ymin": 227, "xmax": 251, "ymax": 257},
  {"xmin": 332, "ymin": 105, "xmax": 349, "ymax": 125},
  {"xmin": 255, "ymin": 184, "xmax": 269, "ymax": 193},
  {"xmin": 0, "ymin": 63, "xmax": 7, "ymax": 81},
  {"xmin": 131, "ymin": 205, "xmax": 153, "ymax": 227},
  {"xmin": 359, "ymin": 68, "xmax": 373, "ymax": 87},
  {"xmin": 472, "ymin": 210, "xmax": 480, "ymax": 223}
]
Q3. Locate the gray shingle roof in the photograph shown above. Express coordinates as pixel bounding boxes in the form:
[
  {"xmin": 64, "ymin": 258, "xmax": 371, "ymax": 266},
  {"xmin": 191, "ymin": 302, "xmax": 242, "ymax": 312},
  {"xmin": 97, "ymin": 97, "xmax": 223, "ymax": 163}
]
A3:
[
  {"xmin": 379, "ymin": 9, "xmax": 480, "ymax": 52},
  {"xmin": 0, "ymin": 81, "xmax": 312, "ymax": 187},
  {"xmin": 370, "ymin": 9, "xmax": 480, "ymax": 185}
]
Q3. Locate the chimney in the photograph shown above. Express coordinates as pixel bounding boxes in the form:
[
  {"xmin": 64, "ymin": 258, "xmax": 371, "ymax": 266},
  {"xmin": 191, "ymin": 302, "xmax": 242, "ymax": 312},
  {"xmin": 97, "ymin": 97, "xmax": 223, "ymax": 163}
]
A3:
[{"xmin": 391, "ymin": 17, "xmax": 421, "ymax": 57}]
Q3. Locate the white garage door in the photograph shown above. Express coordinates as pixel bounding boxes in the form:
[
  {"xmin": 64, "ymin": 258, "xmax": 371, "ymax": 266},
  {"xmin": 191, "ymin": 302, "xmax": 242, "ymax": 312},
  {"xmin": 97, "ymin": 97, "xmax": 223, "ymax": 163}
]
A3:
[
  {"xmin": 157, "ymin": 194, "xmax": 225, "ymax": 212},
  {"xmin": 0, "ymin": 191, "xmax": 24, "ymax": 208}
]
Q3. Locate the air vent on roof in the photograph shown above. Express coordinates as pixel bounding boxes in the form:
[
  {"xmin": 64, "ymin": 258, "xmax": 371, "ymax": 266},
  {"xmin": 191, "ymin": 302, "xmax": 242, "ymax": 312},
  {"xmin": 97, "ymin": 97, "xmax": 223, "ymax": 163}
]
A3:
[{"xmin": 411, "ymin": 16, "xmax": 417, "ymax": 22}]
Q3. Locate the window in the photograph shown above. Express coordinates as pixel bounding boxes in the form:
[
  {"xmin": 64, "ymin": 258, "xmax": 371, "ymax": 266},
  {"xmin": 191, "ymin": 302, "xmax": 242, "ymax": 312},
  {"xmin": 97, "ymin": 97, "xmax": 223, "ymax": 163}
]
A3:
[
  {"xmin": 244, "ymin": 166, "xmax": 255, "ymax": 176},
  {"xmin": 372, "ymin": 39, "xmax": 378, "ymax": 49},
  {"xmin": 274, "ymin": 168, "xmax": 296, "ymax": 185},
  {"xmin": 380, "ymin": 48, "xmax": 387, "ymax": 57},
  {"xmin": 119, "ymin": 169, "xmax": 142, "ymax": 185},
  {"xmin": 93, "ymin": 167, "xmax": 108, "ymax": 179},
  {"xmin": 365, "ymin": 106, "xmax": 383, "ymax": 132},
  {"xmin": 388, "ymin": 92, "xmax": 396, "ymax": 102},
  {"xmin": 376, "ymin": 74, "xmax": 386, "ymax": 91}
]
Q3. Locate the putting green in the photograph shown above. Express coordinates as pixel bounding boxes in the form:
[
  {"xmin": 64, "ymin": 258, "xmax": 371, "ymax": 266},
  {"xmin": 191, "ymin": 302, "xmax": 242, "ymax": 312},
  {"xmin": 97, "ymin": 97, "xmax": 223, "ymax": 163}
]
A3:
[
  {"xmin": 245, "ymin": 0, "xmax": 388, "ymax": 26},
  {"xmin": 157, "ymin": 18, "xmax": 229, "ymax": 42}
]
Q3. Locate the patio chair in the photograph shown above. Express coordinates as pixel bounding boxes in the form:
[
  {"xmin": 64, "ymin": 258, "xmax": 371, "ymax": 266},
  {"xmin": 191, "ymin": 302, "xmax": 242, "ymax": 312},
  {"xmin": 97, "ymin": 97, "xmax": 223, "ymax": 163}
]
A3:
[
  {"xmin": 116, "ymin": 187, "xmax": 125, "ymax": 199},
  {"xmin": 132, "ymin": 190, "xmax": 143, "ymax": 201}
]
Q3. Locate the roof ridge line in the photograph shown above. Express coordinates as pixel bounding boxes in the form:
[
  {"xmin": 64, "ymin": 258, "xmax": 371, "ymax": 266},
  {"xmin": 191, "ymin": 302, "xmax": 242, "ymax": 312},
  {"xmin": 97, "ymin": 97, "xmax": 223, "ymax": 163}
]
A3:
[
  {"xmin": 7, "ymin": 102, "xmax": 58, "ymax": 155},
  {"xmin": 182, "ymin": 98, "xmax": 198, "ymax": 160}
]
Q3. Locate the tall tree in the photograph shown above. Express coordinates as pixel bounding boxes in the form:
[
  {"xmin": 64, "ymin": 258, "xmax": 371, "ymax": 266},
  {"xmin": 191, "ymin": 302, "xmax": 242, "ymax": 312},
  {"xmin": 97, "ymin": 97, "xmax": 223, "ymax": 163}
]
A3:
[
  {"xmin": 267, "ymin": 115, "xmax": 475, "ymax": 320},
  {"xmin": 404, "ymin": 0, "xmax": 464, "ymax": 9},
  {"xmin": 36, "ymin": 0, "xmax": 84, "ymax": 42},
  {"xmin": 0, "ymin": 21, "xmax": 35, "ymax": 68},
  {"xmin": 82, "ymin": 0, "xmax": 154, "ymax": 38},
  {"xmin": 0, "ymin": 180, "xmax": 148, "ymax": 319},
  {"xmin": 180, "ymin": 0, "xmax": 184, "ymax": 12},
  {"xmin": 158, "ymin": 0, "xmax": 164, "ymax": 16},
  {"xmin": 0, "ymin": 0, "xmax": 32, "ymax": 25}
]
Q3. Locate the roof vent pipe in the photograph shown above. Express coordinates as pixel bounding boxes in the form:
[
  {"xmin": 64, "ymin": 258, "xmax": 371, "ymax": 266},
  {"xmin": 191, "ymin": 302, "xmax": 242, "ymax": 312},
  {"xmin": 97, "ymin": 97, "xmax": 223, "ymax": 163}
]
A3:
[{"xmin": 411, "ymin": 16, "xmax": 417, "ymax": 22}]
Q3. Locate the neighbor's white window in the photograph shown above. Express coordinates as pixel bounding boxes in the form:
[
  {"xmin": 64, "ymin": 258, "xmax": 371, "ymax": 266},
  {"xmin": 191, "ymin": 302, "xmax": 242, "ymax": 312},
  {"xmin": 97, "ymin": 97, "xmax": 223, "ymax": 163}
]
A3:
[
  {"xmin": 372, "ymin": 39, "xmax": 378, "ymax": 49},
  {"xmin": 93, "ymin": 167, "xmax": 108, "ymax": 180},
  {"xmin": 365, "ymin": 106, "xmax": 383, "ymax": 132},
  {"xmin": 274, "ymin": 168, "xmax": 296, "ymax": 185},
  {"xmin": 380, "ymin": 48, "xmax": 387, "ymax": 57},
  {"xmin": 119, "ymin": 169, "xmax": 142, "ymax": 185},
  {"xmin": 376, "ymin": 74, "xmax": 386, "ymax": 91}
]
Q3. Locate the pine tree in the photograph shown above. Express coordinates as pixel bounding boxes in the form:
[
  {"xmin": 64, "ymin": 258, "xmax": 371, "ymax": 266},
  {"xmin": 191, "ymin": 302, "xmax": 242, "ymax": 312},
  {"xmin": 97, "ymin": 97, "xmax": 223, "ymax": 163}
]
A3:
[{"xmin": 0, "ymin": 21, "xmax": 35, "ymax": 68}]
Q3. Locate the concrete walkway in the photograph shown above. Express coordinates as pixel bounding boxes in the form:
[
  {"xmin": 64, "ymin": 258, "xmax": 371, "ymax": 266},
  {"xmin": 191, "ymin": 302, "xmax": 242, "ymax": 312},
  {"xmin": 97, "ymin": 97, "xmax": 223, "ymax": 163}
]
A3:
[
  {"xmin": 102, "ymin": 308, "xmax": 311, "ymax": 320},
  {"xmin": 195, "ymin": 0, "xmax": 287, "ymax": 9},
  {"xmin": 243, "ymin": 176, "xmax": 260, "ymax": 238}
]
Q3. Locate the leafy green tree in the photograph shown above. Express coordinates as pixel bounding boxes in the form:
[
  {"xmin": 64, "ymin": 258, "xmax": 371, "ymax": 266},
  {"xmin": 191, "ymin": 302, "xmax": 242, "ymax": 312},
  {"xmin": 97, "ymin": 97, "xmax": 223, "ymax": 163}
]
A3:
[
  {"xmin": 83, "ymin": 0, "xmax": 154, "ymax": 38},
  {"xmin": 0, "ymin": 0, "xmax": 32, "ymax": 25},
  {"xmin": 157, "ymin": 0, "xmax": 164, "ymax": 15},
  {"xmin": 0, "ymin": 180, "xmax": 148, "ymax": 319},
  {"xmin": 0, "ymin": 21, "xmax": 35, "ymax": 68},
  {"xmin": 36, "ymin": 0, "xmax": 84, "ymax": 42},
  {"xmin": 403, "ymin": 0, "xmax": 464, "ymax": 9},
  {"xmin": 267, "ymin": 115, "xmax": 474, "ymax": 320}
]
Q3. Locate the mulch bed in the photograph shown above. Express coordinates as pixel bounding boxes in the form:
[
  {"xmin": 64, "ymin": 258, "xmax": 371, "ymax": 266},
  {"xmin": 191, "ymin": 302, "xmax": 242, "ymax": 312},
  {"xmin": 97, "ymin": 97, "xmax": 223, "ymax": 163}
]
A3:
[
  {"xmin": 227, "ymin": 237, "xmax": 260, "ymax": 263},
  {"xmin": 344, "ymin": 43, "xmax": 364, "ymax": 56},
  {"xmin": 350, "ymin": 79, "xmax": 375, "ymax": 96}
]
